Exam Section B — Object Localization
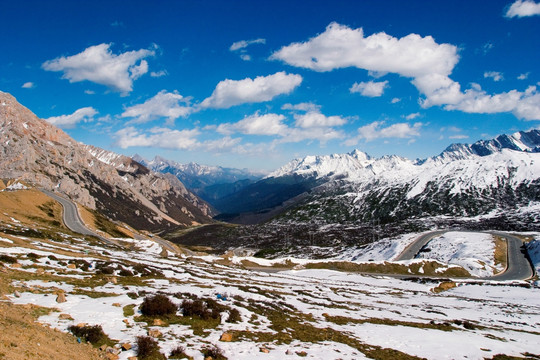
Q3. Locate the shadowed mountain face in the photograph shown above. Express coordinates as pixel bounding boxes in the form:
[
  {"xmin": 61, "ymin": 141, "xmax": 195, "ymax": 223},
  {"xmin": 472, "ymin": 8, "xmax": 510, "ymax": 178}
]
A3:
[{"xmin": 0, "ymin": 91, "xmax": 213, "ymax": 232}]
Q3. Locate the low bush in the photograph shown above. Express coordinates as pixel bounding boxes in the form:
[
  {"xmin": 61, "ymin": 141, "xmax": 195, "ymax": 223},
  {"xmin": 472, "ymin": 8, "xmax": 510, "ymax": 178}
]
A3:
[
  {"xmin": 201, "ymin": 345, "xmax": 226, "ymax": 360},
  {"xmin": 169, "ymin": 345, "xmax": 189, "ymax": 359},
  {"xmin": 140, "ymin": 294, "xmax": 178, "ymax": 317},
  {"xmin": 227, "ymin": 308, "xmax": 241, "ymax": 323},
  {"xmin": 136, "ymin": 336, "xmax": 166, "ymax": 360},
  {"xmin": 181, "ymin": 298, "xmax": 222, "ymax": 320},
  {"xmin": 0, "ymin": 254, "xmax": 17, "ymax": 264},
  {"xmin": 67, "ymin": 324, "xmax": 110, "ymax": 346}
]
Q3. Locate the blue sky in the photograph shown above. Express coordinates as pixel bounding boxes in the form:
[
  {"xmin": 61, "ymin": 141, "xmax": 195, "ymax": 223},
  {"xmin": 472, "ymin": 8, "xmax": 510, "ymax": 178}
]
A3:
[{"xmin": 1, "ymin": 0, "xmax": 540, "ymax": 171}]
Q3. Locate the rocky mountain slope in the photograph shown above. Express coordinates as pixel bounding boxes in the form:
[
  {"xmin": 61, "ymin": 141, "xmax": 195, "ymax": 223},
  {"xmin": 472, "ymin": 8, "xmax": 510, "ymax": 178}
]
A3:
[{"xmin": 0, "ymin": 91, "xmax": 213, "ymax": 231}]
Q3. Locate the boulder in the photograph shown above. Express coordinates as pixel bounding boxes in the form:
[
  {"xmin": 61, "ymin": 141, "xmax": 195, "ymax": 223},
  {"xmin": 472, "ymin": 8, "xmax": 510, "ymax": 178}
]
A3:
[
  {"xmin": 11, "ymin": 263, "xmax": 22, "ymax": 268},
  {"xmin": 152, "ymin": 318, "xmax": 166, "ymax": 326},
  {"xmin": 220, "ymin": 332, "xmax": 233, "ymax": 342},
  {"xmin": 56, "ymin": 292, "xmax": 66, "ymax": 303},
  {"xmin": 148, "ymin": 329, "xmax": 162, "ymax": 338},
  {"xmin": 121, "ymin": 343, "xmax": 132, "ymax": 351},
  {"xmin": 67, "ymin": 264, "xmax": 77, "ymax": 269},
  {"xmin": 13, "ymin": 290, "xmax": 21, "ymax": 298},
  {"xmin": 259, "ymin": 347, "xmax": 270, "ymax": 353},
  {"xmin": 59, "ymin": 313, "xmax": 73, "ymax": 320}
]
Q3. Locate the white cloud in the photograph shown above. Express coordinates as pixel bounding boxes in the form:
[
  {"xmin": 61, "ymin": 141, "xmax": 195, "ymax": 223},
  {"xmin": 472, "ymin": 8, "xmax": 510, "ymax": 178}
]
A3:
[
  {"xmin": 115, "ymin": 126, "xmax": 200, "ymax": 150},
  {"xmin": 350, "ymin": 80, "xmax": 388, "ymax": 97},
  {"xmin": 484, "ymin": 71, "xmax": 504, "ymax": 81},
  {"xmin": 391, "ymin": 97, "xmax": 401, "ymax": 104},
  {"xmin": 201, "ymin": 136, "xmax": 243, "ymax": 152},
  {"xmin": 282, "ymin": 102, "xmax": 321, "ymax": 112},
  {"xmin": 84, "ymin": 89, "xmax": 95, "ymax": 95},
  {"xmin": 230, "ymin": 38, "xmax": 266, "ymax": 51},
  {"xmin": 42, "ymin": 43, "xmax": 154, "ymax": 94},
  {"xmin": 505, "ymin": 0, "xmax": 540, "ymax": 18},
  {"xmin": 445, "ymin": 85, "xmax": 540, "ymax": 120},
  {"xmin": 271, "ymin": 22, "xmax": 540, "ymax": 121},
  {"xmin": 240, "ymin": 54, "xmax": 252, "ymax": 61},
  {"xmin": 356, "ymin": 121, "xmax": 423, "ymax": 141},
  {"xmin": 150, "ymin": 70, "xmax": 168, "ymax": 78},
  {"xmin": 121, "ymin": 90, "xmax": 192, "ymax": 125},
  {"xmin": 405, "ymin": 112, "xmax": 421, "ymax": 120},
  {"xmin": 278, "ymin": 127, "xmax": 345, "ymax": 144},
  {"xmin": 449, "ymin": 134, "xmax": 469, "ymax": 140},
  {"xmin": 45, "ymin": 107, "xmax": 97, "ymax": 129},
  {"xmin": 518, "ymin": 72, "xmax": 530, "ymax": 80},
  {"xmin": 200, "ymin": 72, "xmax": 302, "ymax": 109},
  {"xmin": 22, "ymin": 82, "xmax": 34, "ymax": 89},
  {"xmin": 294, "ymin": 111, "xmax": 347, "ymax": 128},
  {"xmin": 271, "ymin": 22, "xmax": 458, "ymax": 78},
  {"xmin": 216, "ymin": 113, "xmax": 288, "ymax": 136}
]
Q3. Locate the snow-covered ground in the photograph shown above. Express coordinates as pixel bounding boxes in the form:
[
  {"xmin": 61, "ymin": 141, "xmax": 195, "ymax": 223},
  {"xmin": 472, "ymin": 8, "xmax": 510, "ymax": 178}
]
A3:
[
  {"xmin": 415, "ymin": 231, "xmax": 503, "ymax": 277},
  {"xmin": 1, "ymin": 230, "xmax": 540, "ymax": 360}
]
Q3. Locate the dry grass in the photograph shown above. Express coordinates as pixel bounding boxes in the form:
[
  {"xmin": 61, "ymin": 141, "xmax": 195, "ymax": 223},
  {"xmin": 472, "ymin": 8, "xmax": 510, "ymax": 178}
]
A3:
[
  {"xmin": 432, "ymin": 281, "xmax": 458, "ymax": 293},
  {"xmin": 0, "ymin": 302, "xmax": 104, "ymax": 360},
  {"xmin": 494, "ymin": 236, "xmax": 508, "ymax": 273},
  {"xmin": 304, "ymin": 260, "xmax": 471, "ymax": 277},
  {"xmin": 0, "ymin": 189, "xmax": 64, "ymax": 228}
]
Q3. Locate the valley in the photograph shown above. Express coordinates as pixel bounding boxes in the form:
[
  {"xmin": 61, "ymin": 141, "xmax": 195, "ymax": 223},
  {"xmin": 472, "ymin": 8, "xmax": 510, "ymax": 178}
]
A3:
[
  {"xmin": 0, "ymin": 185, "xmax": 539, "ymax": 359},
  {"xmin": 1, "ymin": 91, "xmax": 539, "ymax": 359}
]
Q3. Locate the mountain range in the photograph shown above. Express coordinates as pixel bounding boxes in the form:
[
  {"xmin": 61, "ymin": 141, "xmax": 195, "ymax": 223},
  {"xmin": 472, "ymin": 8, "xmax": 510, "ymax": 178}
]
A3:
[
  {"xmin": 1, "ymin": 90, "xmax": 539, "ymax": 254},
  {"xmin": 0, "ymin": 91, "xmax": 212, "ymax": 232},
  {"xmin": 133, "ymin": 155, "xmax": 265, "ymax": 203}
]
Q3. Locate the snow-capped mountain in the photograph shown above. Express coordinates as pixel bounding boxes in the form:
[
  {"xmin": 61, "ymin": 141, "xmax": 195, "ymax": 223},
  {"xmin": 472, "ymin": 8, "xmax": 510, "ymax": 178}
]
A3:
[
  {"xmin": 219, "ymin": 130, "xmax": 540, "ymax": 233},
  {"xmin": 0, "ymin": 91, "xmax": 213, "ymax": 231},
  {"xmin": 135, "ymin": 155, "xmax": 266, "ymax": 203}
]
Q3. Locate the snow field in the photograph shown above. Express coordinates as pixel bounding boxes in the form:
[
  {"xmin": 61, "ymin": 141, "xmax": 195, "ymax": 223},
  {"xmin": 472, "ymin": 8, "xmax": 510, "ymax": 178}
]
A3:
[{"xmin": 1, "ymin": 232, "xmax": 540, "ymax": 359}]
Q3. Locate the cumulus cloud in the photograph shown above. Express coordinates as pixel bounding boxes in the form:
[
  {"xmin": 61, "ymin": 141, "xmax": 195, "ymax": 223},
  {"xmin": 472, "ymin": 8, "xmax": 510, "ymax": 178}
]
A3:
[
  {"xmin": 484, "ymin": 71, "xmax": 504, "ymax": 81},
  {"xmin": 216, "ymin": 113, "xmax": 288, "ymax": 136},
  {"xmin": 272, "ymin": 22, "xmax": 540, "ymax": 121},
  {"xmin": 22, "ymin": 82, "xmax": 35, "ymax": 89},
  {"xmin": 121, "ymin": 90, "xmax": 192, "ymax": 125},
  {"xmin": 230, "ymin": 38, "xmax": 266, "ymax": 61},
  {"xmin": 294, "ymin": 111, "xmax": 347, "ymax": 128},
  {"xmin": 271, "ymin": 22, "xmax": 458, "ymax": 77},
  {"xmin": 505, "ymin": 0, "xmax": 540, "ymax": 18},
  {"xmin": 350, "ymin": 80, "xmax": 388, "ymax": 97},
  {"xmin": 200, "ymin": 72, "xmax": 302, "ymax": 109},
  {"xmin": 115, "ymin": 126, "xmax": 200, "ymax": 150},
  {"xmin": 391, "ymin": 97, "xmax": 401, "ymax": 104},
  {"xmin": 282, "ymin": 102, "xmax": 321, "ymax": 112},
  {"xmin": 355, "ymin": 121, "xmax": 423, "ymax": 141},
  {"xmin": 405, "ymin": 112, "xmax": 421, "ymax": 120},
  {"xmin": 42, "ymin": 43, "xmax": 154, "ymax": 94},
  {"xmin": 230, "ymin": 38, "xmax": 266, "ymax": 51},
  {"xmin": 444, "ymin": 85, "xmax": 540, "ymax": 120},
  {"xmin": 150, "ymin": 70, "xmax": 168, "ymax": 78},
  {"xmin": 518, "ymin": 72, "xmax": 530, "ymax": 80},
  {"xmin": 45, "ymin": 107, "xmax": 97, "ymax": 129}
]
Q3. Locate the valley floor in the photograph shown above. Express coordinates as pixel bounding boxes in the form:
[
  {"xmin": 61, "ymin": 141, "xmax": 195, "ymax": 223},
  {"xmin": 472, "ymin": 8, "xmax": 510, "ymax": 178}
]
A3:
[{"xmin": 1, "ymin": 229, "xmax": 540, "ymax": 360}]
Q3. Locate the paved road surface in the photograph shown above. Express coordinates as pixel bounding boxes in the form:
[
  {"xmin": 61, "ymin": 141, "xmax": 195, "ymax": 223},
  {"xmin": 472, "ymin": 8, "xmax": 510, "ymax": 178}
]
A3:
[
  {"xmin": 394, "ymin": 230, "xmax": 446, "ymax": 261},
  {"xmin": 396, "ymin": 230, "xmax": 534, "ymax": 280},
  {"xmin": 484, "ymin": 232, "xmax": 534, "ymax": 281},
  {"xmin": 40, "ymin": 189, "xmax": 119, "ymax": 247}
]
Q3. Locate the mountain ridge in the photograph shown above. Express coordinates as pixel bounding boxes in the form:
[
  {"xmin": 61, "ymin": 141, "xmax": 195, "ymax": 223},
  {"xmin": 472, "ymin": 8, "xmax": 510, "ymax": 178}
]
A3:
[{"xmin": 0, "ymin": 91, "xmax": 213, "ymax": 232}]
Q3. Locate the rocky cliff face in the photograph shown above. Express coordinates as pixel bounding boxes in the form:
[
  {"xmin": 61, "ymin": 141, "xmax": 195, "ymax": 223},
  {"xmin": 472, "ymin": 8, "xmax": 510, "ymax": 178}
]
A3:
[{"xmin": 0, "ymin": 91, "xmax": 213, "ymax": 231}]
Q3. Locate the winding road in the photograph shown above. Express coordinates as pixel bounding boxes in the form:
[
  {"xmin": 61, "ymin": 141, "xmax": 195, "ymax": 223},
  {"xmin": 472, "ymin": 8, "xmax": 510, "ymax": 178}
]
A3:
[
  {"xmin": 40, "ymin": 189, "xmax": 119, "ymax": 247},
  {"xmin": 396, "ymin": 230, "xmax": 534, "ymax": 281}
]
